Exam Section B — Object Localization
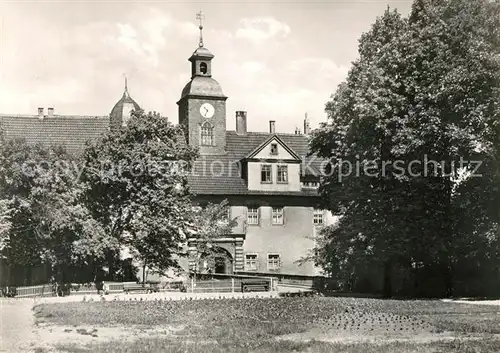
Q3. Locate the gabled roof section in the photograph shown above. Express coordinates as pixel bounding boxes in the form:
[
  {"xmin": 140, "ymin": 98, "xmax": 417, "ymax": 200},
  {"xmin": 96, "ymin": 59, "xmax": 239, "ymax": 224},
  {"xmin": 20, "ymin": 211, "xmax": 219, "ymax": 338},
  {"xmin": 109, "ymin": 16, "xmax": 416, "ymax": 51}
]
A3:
[
  {"xmin": 244, "ymin": 134, "xmax": 301, "ymax": 161},
  {"xmin": 187, "ymin": 131, "xmax": 326, "ymax": 196}
]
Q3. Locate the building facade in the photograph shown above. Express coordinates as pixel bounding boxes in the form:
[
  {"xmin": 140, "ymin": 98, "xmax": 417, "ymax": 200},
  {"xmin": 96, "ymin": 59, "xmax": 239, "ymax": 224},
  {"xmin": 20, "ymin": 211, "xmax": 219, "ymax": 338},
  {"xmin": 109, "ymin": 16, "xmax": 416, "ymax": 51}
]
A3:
[
  {"xmin": 178, "ymin": 40, "xmax": 336, "ymax": 277},
  {"xmin": 0, "ymin": 26, "xmax": 336, "ymax": 280}
]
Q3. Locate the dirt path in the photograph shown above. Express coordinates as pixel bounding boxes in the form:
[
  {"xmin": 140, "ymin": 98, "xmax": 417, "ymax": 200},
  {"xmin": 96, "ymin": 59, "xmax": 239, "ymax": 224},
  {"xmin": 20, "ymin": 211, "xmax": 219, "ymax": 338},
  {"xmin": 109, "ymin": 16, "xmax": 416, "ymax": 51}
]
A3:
[{"xmin": 0, "ymin": 299, "xmax": 36, "ymax": 353}]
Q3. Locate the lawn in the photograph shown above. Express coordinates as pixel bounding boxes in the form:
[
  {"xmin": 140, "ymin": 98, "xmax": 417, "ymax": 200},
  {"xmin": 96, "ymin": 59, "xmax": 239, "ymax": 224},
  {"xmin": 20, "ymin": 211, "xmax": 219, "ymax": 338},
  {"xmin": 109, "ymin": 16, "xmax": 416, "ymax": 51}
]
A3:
[{"xmin": 33, "ymin": 296, "xmax": 500, "ymax": 353}]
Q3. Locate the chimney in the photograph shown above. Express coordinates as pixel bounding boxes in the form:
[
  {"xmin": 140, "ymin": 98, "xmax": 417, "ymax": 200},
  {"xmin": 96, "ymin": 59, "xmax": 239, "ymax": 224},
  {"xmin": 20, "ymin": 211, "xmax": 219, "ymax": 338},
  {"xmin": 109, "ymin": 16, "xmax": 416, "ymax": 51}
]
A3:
[
  {"xmin": 37, "ymin": 107, "xmax": 44, "ymax": 119},
  {"xmin": 47, "ymin": 107, "xmax": 54, "ymax": 116},
  {"xmin": 269, "ymin": 120, "xmax": 276, "ymax": 134},
  {"xmin": 235, "ymin": 111, "xmax": 247, "ymax": 134},
  {"xmin": 294, "ymin": 127, "xmax": 301, "ymax": 135},
  {"xmin": 304, "ymin": 112, "xmax": 311, "ymax": 135}
]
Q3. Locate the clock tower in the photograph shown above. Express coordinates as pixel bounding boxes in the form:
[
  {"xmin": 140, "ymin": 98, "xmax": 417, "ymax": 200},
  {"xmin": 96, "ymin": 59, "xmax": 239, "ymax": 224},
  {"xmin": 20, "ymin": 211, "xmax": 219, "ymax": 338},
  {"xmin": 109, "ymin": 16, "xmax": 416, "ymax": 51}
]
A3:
[{"xmin": 177, "ymin": 11, "xmax": 227, "ymax": 155}]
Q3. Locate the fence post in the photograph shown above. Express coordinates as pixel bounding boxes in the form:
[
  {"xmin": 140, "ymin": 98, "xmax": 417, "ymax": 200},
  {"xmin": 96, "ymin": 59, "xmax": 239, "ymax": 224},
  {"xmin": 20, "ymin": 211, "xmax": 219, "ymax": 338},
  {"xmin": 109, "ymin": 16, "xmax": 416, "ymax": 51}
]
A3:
[
  {"xmin": 231, "ymin": 278, "xmax": 235, "ymax": 293},
  {"xmin": 191, "ymin": 277, "xmax": 194, "ymax": 293}
]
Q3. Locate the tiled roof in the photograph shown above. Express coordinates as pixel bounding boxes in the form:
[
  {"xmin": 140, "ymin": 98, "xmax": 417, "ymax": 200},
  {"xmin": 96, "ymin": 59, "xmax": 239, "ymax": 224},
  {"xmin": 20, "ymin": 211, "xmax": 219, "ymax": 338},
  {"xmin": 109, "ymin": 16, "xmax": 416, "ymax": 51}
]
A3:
[
  {"xmin": 0, "ymin": 115, "xmax": 324, "ymax": 196},
  {"xmin": 188, "ymin": 131, "xmax": 324, "ymax": 196},
  {"xmin": 0, "ymin": 114, "xmax": 109, "ymax": 155}
]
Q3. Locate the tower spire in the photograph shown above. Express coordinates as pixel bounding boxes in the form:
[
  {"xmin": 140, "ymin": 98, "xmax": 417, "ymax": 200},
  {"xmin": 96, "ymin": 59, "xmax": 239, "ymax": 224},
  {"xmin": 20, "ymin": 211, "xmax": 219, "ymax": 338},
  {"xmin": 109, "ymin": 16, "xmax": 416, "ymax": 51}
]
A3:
[
  {"xmin": 122, "ymin": 73, "xmax": 129, "ymax": 97},
  {"xmin": 196, "ymin": 10, "xmax": 205, "ymax": 47}
]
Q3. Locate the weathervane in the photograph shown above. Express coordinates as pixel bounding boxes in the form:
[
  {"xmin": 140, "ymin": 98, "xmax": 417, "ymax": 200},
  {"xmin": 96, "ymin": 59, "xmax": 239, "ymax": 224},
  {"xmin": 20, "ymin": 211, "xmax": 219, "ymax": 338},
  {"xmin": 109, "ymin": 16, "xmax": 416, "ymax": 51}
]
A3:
[{"xmin": 196, "ymin": 10, "xmax": 205, "ymax": 47}]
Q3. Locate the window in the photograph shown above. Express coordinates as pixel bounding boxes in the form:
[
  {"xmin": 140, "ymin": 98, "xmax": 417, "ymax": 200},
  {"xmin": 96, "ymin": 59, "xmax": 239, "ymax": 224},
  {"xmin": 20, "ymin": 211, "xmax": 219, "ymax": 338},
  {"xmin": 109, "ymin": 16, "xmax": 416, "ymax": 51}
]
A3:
[
  {"xmin": 270, "ymin": 143, "xmax": 278, "ymax": 155},
  {"xmin": 272, "ymin": 207, "xmax": 284, "ymax": 225},
  {"xmin": 267, "ymin": 254, "xmax": 281, "ymax": 271},
  {"xmin": 277, "ymin": 165, "xmax": 288, "ymax": 183},
  {"xmin": 201, "ymin": 122, "xmax": 213, "ymax": 146},
  {"xmin": 247, "ymin": 207, "xmax": 259, "ymax": 225},
  {"xmin": 245, "ymin": 254, "xmax": 258, "ymax": 271},
  {"xmin": 200, "ymin": 62, "xmax": 207, "ymax": 74},
  {"xmin": 261, "ymin": 164, "xmax": 272, "ymax": 183},
  {"xmin": 302, "ymin": 181, "xmax": 319, "ymax": 188},
  {"xmin": 313, "ymin": 209, "xmax": 324, "ymax": 226}
]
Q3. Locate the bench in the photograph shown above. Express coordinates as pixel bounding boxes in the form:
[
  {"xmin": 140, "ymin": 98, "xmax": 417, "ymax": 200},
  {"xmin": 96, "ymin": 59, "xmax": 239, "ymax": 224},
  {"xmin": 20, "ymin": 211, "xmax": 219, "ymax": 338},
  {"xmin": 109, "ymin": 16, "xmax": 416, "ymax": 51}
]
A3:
[
  {"xmin": 123, "ymin": 282, "xmax": 159, "ymax": 294},
  {"xmin": 241, "ymin": 279, "xmax": 270, "ymax": 292}
]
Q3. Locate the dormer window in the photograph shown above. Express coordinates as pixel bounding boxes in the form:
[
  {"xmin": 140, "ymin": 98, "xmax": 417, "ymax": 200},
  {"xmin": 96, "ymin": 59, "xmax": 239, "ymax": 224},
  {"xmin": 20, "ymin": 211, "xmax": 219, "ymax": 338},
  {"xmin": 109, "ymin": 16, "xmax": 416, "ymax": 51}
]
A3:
[
  {"xmin": 270, "ymin": 143, "xmax": 278, "ymax": 155},
  {"xmin": 200, "ymin": 62, "xmax": 208, "ymax": 74},
  {"xmin": 261, "ymin": 164, "xmax": 272, "ymax": 183},
  {"xmin": 277, "ymin": 165, "xmax": 288, "ymax": 183},
  {"xmin": 201, "ymin": 122, "xmax": 214, "ymax": 146}
]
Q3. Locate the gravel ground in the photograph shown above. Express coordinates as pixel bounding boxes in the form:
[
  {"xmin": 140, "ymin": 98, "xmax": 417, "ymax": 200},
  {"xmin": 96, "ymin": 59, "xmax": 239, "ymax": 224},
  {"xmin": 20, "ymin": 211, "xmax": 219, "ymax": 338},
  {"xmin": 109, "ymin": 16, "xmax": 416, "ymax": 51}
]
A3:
[
  {"xmin": 1, "ymin": 293, "xmax": 499, "ymax": 353},
  {"xmin": 0, "ymin": 299, "xmax": 36, "ymax": 353},
  {"xmin": 1, "ymin": 291, "xmax": 278, "ymax": 352},
  {"xmin": 441, "ymin": 299, "xmax": 500, "ymax": 306}
]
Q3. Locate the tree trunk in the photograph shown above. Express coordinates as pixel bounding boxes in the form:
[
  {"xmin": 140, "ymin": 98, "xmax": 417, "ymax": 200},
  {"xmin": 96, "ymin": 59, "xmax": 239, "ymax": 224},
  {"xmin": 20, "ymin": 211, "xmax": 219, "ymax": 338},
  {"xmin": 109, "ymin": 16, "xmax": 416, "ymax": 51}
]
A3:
[
  {"xmin": 442, "ymin": 262, "xmax": 453, "ymax": 298},
  {"xmin": 106, "ymin": 250, "xmax": 115, "ymax": 281},
  {"xmin": 413, "ymin": 266, "xmax": 420, "ymax": 297},
  {"xmin": 383, "ymin": 260, "xmax": 393, "ymax": 298}
]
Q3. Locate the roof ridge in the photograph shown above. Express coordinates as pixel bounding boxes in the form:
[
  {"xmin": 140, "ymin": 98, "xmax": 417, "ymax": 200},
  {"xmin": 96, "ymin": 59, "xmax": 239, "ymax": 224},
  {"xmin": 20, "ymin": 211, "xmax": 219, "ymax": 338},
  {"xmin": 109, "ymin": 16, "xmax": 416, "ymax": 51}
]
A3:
[
  {"xmin": 0, "ymin": 114, "xmax": 108, "ymax": 119},
  {"xmin": 227, "ymin": 130, "xmax": 308, "ymax": 137}
]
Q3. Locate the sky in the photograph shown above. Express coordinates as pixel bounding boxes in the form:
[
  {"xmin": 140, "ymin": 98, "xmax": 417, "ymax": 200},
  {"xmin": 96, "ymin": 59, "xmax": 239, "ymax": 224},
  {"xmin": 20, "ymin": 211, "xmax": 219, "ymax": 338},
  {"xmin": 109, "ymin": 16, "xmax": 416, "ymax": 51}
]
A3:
[{"xmin": 0, "ymin": 0, "xmax": 412, "ymax": 134}]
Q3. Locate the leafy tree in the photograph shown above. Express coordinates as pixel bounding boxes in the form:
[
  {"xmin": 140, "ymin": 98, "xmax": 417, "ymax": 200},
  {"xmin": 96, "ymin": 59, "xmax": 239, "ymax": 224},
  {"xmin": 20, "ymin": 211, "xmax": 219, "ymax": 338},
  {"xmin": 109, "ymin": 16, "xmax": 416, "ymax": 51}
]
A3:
[
  {"xmin": 0, "ymin": 199, "xmax": 12, "ymax": 258},
  {"xmin": 189, "ymin": 199, "xmax": 237, "ymax": 276},
  {"xmin": 80, "ymin": 111, "xmax": 198, "ymax": 279},
  {"xmin": 0, "ymin": 139, "xmax": 104, "ymax": 290},
  {"xmin": 311, "ymin": 0, "xmax": 500, "ymax": 297}
]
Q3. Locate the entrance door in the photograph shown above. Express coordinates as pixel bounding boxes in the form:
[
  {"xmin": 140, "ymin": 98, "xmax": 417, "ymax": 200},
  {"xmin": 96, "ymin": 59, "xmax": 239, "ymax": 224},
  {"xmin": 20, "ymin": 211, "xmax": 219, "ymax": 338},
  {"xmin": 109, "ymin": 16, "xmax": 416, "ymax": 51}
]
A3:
[{"xmin": 214, "ymin": 257, "xmax": 226, "ymax": 274}]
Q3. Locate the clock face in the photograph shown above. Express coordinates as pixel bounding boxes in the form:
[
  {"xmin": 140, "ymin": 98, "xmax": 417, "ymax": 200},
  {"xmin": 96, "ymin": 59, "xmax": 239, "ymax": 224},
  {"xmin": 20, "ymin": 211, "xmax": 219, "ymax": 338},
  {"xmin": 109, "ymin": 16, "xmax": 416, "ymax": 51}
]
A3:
[{"xmin": 200, "ymin": 103, "xmax": 215, "ymax": 118}]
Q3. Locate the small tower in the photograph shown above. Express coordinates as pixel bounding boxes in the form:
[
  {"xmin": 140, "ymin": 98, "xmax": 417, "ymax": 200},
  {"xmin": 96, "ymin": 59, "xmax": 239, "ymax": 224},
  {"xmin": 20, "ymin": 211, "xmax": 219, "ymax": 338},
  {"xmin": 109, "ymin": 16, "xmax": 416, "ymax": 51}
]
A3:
[
  {"xmin": 177, "ymin": 11, "xmax": 228, "ymax": 155},
  {"xmin": 110, "ymin": 77, "xmax": 141, "ymax": 130}
]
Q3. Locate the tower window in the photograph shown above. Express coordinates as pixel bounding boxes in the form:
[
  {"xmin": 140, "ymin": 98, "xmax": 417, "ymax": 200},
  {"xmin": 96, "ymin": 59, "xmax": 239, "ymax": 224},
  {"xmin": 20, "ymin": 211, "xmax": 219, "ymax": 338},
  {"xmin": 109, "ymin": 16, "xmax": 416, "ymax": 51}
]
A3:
[
  {"xmin": 201, "ymin": 122, "xmax": 214, "ymax": 146},
  {"xmin": 200, "ymin": 62, "xmax": 208, "ymax": 74}
]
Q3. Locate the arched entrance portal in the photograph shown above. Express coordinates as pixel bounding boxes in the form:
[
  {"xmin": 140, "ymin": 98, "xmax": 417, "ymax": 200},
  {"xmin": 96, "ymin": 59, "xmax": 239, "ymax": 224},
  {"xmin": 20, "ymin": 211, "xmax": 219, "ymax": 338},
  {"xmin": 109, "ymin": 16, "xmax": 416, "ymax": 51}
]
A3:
[{"xmin": 199, "ymin": 247, "xmax": 234, "ymax": 274}]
